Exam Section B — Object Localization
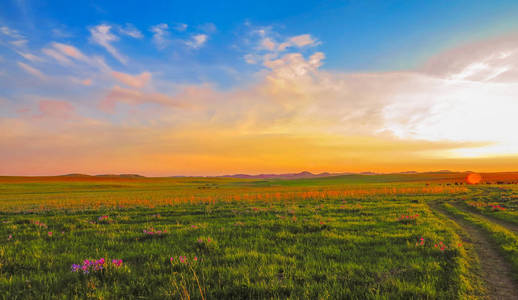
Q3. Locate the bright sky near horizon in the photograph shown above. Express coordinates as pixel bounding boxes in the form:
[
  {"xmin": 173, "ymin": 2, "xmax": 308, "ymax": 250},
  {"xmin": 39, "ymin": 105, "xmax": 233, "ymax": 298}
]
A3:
[{"xmin": 2, "ymin": 1, "xmax": 518, "ymax": 176}]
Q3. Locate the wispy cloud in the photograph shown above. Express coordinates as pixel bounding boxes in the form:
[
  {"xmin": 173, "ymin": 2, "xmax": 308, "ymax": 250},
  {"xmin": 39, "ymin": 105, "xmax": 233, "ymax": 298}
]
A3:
[
  {"xmin": 42, "ymin": 42, "xmax": 88, "ymax": 65},
  {"xmin": 9, "ymin": 39, "xmax": 28, "ymax": 47},
  {"xmin": 150, "ymin": 23, "xmax": 170, "ymax": 49},
  {"xmin": 174, "ymin": 23, "xmax": 188, "ymax": 32},
  {"xmin": 70, "ymin": 77, "xmax": 93, "ymax": 86},
  {"xmin": 89, "ymin": 24, "xmax": 127, "ymax": 64},
  {"xmin": 278, "ymin": 34, "xmax": 320, "ymax": 51},
  {"xmin": 52, "ymin": 42, "xmax": 87, "ymax": 61},
  {"xmin": 35, "ymin": 99, "xmax": 76, "ymax": 119},
  {"xmin": 16, "ymin": 51, "xmax": 44, "ymax": 62},
  {"xmin": 118, "ymin": 23, "xmax": 143, "ymax": 38},
  {"xmin": 17, "ymin": 61, "xmax": 46, "ymax": 79},
  {"xmin": 185, "ymin": 34, "xmax": 208, "ymax": 49},
  {"xmin": 243, "ymin": 26, "xmax": 320, "ymax": 65},
  {"xmin": 100, "ymin": 85, "xmax": 194, "ymax": 112},
  {"xmin": 111, "ymin": 71, "xmax": 151, "ymax": 89},
  {"xmin": 198, "ymin": 23, "xmax": 217, "ymax": 33},
  {"xmin": 42, "ymin": 47, "xmax": 72, "ymax": 65},
  {"xmin": 51, "ymin": 28, "xmax": 73, "ymax": 38},
  {"xmin": 0, "ymin": 26, "xmax": 24, "ymax": 39}
]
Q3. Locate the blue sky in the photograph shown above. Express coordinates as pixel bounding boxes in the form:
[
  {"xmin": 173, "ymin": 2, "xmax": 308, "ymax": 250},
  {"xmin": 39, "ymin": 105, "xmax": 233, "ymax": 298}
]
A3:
[
  {"xmin": 2, "ymin": 1, "xmax": 518, "ymax": 175},
  {"xmin": 3, "ymin": 0, "xmax": 518, "ymax": 87}
]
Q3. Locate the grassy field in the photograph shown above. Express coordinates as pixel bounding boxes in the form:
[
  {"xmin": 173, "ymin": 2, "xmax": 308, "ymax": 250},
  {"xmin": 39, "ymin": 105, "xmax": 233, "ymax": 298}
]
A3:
[{"xmin": 1, "ymin": 173, "xmax": 518, "ymax": 299}]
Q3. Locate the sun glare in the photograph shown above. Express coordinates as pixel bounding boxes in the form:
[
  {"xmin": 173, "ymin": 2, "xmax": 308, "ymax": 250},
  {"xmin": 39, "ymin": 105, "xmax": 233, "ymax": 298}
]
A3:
[{"xmin": 466, "ymin": 173, "xmax": 482, "ymax": 184}]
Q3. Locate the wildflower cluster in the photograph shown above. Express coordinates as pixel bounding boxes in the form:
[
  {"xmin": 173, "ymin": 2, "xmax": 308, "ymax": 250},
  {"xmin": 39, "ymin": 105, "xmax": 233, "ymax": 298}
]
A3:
[
  {"xmin": 170, "ymin": 255, "xmax": 198, "ymax": 265},
  {"xmin": 98, "ymin": 215, "xmax": 111, "ymax": 223},
  {"xmin": 467, "ymin": 202, "xmax": 506, "ymax": 211},
  {"xmin": 434, "ymin": 241, "xmax": 447, "ymax": 251},
  {"xmin": 415, "ymin": 237, "xmax": 461, "ymax": 251},
  {"xmin": 143, "ymin": 228, "xmax": 168, "ymax": 235},
  {"xmin": 197, "ymin": 237, "xmax": 213, "ymax": 244},
  {"xmin": 251, "ymin": 207, "xmax": 269, "ymax": 213},
  {"xmin": 31, "ymin": 220, "xmax": 48, "ymax": 228},
  {"xmin": 398, "ymin": 213, "xmax": 419, "ymax": 224},
  {"xmin": 71, "ymin": 258, "xmax": 123, "ymax": 274},
  {"xmin": 399, "ymin": 214, "xmax": 419, "ymax": 220},
  {"xmin": 490, "ymin": 204, "xmax": 506, "ymax": 211}
]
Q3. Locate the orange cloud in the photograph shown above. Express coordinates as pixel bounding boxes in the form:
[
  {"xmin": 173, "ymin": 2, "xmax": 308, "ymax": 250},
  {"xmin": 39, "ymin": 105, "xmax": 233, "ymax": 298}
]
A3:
[
  {"xmin": 111, "ymin": 71, "xmax": 151, "ymax": 88},
  {"xmin": 35, "ymin": 100, "xmax": 76, "ymax": 119},
  {"xmin": 100, "ymin": 85, "xmax": 199, "ymax": 112}
]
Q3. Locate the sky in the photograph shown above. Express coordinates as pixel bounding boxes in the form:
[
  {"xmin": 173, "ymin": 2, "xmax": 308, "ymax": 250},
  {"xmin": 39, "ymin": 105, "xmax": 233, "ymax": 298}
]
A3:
[{"xmin": 2, "ymin": 0, "xmax": 518, "ymax": 176}]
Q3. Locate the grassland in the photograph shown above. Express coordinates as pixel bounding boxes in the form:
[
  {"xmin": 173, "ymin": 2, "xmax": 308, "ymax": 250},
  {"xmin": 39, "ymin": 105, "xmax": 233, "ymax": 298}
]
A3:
[{"xmin": 1, "ymin": 173, "xmax": 518, "ymax": 299}]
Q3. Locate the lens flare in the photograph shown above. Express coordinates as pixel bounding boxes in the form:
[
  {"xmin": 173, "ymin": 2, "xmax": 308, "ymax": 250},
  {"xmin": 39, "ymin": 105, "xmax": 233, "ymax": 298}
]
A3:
[{"xmin": 466, "ymin": 173, "xmax": 482, "ymax": 184}]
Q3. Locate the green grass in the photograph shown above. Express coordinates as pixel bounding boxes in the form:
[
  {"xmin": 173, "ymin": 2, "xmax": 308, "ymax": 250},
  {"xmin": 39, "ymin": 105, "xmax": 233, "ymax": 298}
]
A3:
[
  {"xmin": 459, "ymin": 185, "xmax": 518, "ymax": 227},
  {"xmin": 0, "ymin": 175, "xmax": 507, "ymax": 299}
]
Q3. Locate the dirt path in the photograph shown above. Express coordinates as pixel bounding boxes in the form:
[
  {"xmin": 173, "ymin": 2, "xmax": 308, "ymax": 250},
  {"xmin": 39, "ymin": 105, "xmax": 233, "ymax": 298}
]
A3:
[
  {"xmin": 452, "ymin": 202, "xmax": 518, "ymax": 234},
  {"xmin": 429, "ymin": 202, "xmax": 518, "ymax": 300}
]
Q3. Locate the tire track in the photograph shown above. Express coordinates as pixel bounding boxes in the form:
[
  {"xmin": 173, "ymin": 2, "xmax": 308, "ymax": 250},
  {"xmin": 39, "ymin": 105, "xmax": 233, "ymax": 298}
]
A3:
[{"xmin": 429, "ymin": 202, "xmax": 518, "ymax": 300}]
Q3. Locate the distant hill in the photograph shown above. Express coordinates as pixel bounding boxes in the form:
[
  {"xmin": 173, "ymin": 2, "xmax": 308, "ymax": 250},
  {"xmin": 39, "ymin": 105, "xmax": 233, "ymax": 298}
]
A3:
[
  {"xmin": 219, "ymin": 170, "xmax": 464, "ymax": 179},
  {"xmin": 220, "ymin": 171, "xmax": 356, "ymax": 179},
  {"xmin": 429, "ymin": 170, "xmax": 453, "ymax": 174},
  {"xmin": 58, "ymin": 173, "xmax": 91, "ymax": 177},
  {"xmin": 95, "ymin": 174, "xmax": 145, "ymax": 178}
]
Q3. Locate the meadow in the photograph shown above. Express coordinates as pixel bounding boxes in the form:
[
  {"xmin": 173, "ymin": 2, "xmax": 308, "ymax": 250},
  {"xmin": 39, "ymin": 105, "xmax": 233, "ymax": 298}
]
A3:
[{"xmin": 1, "ymin": 173, "xmax": 518, "ymax": 299}]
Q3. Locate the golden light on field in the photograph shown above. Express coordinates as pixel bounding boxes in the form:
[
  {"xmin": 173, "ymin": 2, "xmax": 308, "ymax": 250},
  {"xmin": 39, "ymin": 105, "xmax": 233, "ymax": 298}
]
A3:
[{"xmin": 466, "ymin": 173, "xmax": 482, "ymax": 184}]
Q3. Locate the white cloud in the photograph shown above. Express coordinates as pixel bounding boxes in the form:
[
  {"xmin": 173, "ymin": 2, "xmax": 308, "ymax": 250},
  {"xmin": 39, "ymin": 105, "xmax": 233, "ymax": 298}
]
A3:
[
  {"xmin": 119, "ymin": 23, "xmax": 143, "ymax": 38},
  {"xmin": 185, "ymin": 34, "xmax": 208, "ymax": 49},
  {"xmin": 150, "ymin": 23, "xmax": 170, "ymax": 49},
  {"xmin": 89, "ymin": 24, "xmax": 127, "ymax": 64},
  {"xmin": 17, "ymin": 62, "xmax": 46, "ymax": 79}
]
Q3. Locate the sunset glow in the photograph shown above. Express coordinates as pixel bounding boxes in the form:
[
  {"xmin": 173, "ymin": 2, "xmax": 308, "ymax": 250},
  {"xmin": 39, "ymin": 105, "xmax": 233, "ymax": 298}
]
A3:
[{"xmin": 1, "ymin": 1, "xmax": 518, "ymax": 175}]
